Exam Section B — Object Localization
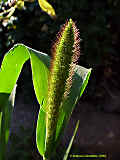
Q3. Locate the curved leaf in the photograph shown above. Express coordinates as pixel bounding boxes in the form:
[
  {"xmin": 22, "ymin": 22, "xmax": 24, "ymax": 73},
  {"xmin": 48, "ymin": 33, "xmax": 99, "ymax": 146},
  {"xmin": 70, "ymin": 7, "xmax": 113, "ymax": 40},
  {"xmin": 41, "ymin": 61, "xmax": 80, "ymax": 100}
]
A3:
[
  {"xmin": 0, "ymin": 43, "xmax": 91, "ymax": 158},
  {"xmin": 0, "ymin": 44, "xmax": 49, "ymax": 158}
]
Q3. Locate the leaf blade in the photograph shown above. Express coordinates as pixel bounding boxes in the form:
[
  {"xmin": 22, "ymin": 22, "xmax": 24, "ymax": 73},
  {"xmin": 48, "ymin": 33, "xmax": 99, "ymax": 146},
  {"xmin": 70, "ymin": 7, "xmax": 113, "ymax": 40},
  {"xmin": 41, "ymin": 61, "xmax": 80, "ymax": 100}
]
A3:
[
  {"xmin": 0, "ymin": 85, "xmax": 16, "ymax": 160},
  {"xmin": 0, "ymin": 44, "xmax": 50, "ymax": 157},
  {"xmin": 54, "ymin": 66, "xmax": 92, "ymax": 151},
  {"xmin": 63, "ymin": 120, "xmax": 80, "ymax": 160},
  {"xmin": 0, "ymin": 43, "xmax": 91, "ymax": 158}
]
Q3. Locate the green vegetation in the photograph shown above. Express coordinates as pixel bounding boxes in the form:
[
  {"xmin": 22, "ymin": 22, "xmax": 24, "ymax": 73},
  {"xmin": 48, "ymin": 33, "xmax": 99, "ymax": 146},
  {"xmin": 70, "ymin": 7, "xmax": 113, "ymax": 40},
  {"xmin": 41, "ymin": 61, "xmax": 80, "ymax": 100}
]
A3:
[
  {"xmin": 0, "ymin": 0, "xmax": 118, "ymax": 102},
  {"xmin": 0, "ymin": 0, "xmax": 119, "ymax": 159},
  {"xmin": 0, "ymin": 19, "xmax": 91, "ymax": 159}
]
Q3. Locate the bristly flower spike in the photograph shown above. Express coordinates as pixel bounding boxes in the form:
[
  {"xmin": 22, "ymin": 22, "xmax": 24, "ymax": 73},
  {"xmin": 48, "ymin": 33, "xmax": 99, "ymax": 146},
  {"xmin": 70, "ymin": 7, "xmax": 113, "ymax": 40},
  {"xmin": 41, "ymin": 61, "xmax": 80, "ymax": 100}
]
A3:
[{"xmin": 44, "ymin": 19, "xmax": 80, "ymax": 159}]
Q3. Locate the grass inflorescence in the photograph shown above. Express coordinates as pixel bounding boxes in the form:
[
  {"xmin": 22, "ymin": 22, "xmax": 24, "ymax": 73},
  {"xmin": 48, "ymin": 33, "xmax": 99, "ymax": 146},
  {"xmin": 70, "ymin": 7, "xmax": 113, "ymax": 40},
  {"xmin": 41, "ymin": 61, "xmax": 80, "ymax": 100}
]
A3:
[{"xmin": 44, "ymin": 19, "xmax": 80, "ymax": 159}]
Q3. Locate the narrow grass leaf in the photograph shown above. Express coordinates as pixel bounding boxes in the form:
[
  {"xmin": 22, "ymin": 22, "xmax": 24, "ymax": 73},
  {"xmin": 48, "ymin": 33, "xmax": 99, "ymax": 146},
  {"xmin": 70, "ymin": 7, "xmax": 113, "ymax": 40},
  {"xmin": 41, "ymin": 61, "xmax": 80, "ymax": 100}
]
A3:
[
  {"xmin": 54, "ymin": 66, "xmax": 92, "ymax": 149},
  {"xmin": 63, "ymin": 120, "xmax": 80, "ymax": 160},
  {"xmin": 0, "ymin": 85, "xmax": 16, "ymax": 160}
]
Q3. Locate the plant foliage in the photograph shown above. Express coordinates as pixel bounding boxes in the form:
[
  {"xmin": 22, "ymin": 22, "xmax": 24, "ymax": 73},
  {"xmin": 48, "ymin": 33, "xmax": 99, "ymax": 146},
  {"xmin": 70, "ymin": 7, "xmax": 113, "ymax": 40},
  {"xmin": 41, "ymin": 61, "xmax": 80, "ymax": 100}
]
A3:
[{"xmin": 0, "ymin": 43, "xmax": 91, "ymax": 159}]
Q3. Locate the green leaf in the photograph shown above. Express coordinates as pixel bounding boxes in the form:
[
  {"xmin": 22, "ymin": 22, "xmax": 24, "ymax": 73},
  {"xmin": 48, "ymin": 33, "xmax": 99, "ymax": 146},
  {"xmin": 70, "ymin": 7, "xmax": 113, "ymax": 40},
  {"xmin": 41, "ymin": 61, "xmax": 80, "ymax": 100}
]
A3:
[
  {"xmin": 0, "ymin": 85, "xmax": 16, "ymax": 160},
  {"xmin": 0, "ymin": 43, "xmax": 91, "ymax": 159},
  {"xmin": 54, "ymin": 66, "xmax": 91, "ymax": 151},
  {"xmin": 0, "ymin": 44, "xmax": 29, "ymax": 93},
  {"xmin": 36, "ymin": 109, "xmax": 46, "ymax": 156},
  {"xmin": 29, "ymin": 50, "xmax": 49, "ymax": 109},
  {"xmin": 37, "ymin": 63, "xmax": 91, "ymax": 156},
  {"xmin": 0, "ymin": 43, "xmax": 49, "ymax": 105},
  {"xmin": 0, "ymin": 44, "xmax": 49, "ymax": 158},
  {"xmin": 63, "ymin": 120, "xmax": 80, "ymax": 160}
]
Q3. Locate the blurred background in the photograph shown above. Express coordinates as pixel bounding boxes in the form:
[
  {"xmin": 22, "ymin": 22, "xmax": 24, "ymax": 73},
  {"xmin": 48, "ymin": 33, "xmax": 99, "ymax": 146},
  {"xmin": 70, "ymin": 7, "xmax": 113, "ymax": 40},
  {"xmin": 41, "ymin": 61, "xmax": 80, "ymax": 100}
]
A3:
[{"xmin": 0, "ymin": 0, "xmax": 120, "ymax": 160}]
